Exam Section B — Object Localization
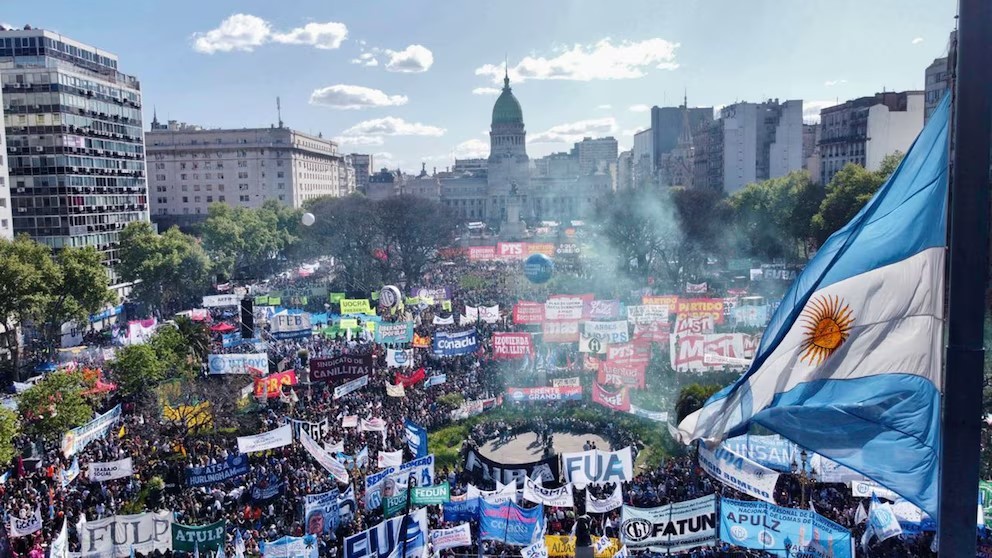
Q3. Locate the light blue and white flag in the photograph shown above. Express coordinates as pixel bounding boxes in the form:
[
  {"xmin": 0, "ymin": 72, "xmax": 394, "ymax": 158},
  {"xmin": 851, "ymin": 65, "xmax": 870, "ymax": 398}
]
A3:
[
  {"xmin": 677, "ymin": 95, "xmax": 950, "ymax": 523},
  {"xmin": 864, "ymin": 495, "xmax": 903, "ymax": 549}
]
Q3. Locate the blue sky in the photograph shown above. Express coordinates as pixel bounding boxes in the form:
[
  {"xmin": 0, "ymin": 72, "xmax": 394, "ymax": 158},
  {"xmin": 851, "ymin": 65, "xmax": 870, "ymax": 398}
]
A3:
[{"xmin": 4, "ymin": 0, "xmax": 956, "ymax": 170}]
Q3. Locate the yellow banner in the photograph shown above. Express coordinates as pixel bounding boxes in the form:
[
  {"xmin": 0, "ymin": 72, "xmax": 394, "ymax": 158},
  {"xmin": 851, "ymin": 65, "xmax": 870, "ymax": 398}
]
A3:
[
  {"xmin": 163, "ymin": 402, "xmax": 213, "ymax": 429},
  {"xmin": 545, "ymin": 536, "xmax": 619, "ymax": 558},
  {"xmin": 340, "ymin": 318, "xmax": 359, "ymax": 330},
  {"xmin": 340, "ymin": 299, "xmax": 371, "ymax": 315}
]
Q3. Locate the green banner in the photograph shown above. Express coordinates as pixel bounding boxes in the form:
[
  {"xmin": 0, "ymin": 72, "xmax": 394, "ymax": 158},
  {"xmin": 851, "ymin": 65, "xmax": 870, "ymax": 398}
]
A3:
[
  {"xmin": 371, "ymin": 291, "xmax": 380, "ymax": 301},
  {"xmin": 172, "ymin": 520, "xmax": 226, "ymax": 552},
  {"xmin": 269, "ymin": 297, "xmax": 282, "ymax": 306},
  {"xmin": 383, "ymin": 491, "xmax": 407, "ymax": 518},
  {"xmin": 341, "ymin": 299, "xmax": 372, "ymax": 315},
  {"xmin": 981, "ymin": 480, "xmax": 992, "ymax": 528},
  {"xmin": 405, "ymin": 296, "xmax": 421, "ymax": 306},
  {"xmin": 411, "ymin": 482, "xmax": 450, "ymax": 505},
  {"xmin": 255, "ymin": 296, "xmax": 268, "ymax": 306},
  {"xmin": 329, "ymin": 292, "xmax": 346, "ymax": 304},
  {"xmin": 441, "ymin": 301, "xmax": 452, "ymax": 312}
]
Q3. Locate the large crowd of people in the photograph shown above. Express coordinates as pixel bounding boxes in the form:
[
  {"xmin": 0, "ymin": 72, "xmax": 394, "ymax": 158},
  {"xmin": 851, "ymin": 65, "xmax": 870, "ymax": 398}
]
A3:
[{"xmin": 0, "ymin": 257, "xmax": 971, "ymax": 558}]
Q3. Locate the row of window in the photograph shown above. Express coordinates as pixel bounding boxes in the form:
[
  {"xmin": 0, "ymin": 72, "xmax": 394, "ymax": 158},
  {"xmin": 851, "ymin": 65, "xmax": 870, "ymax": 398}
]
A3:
[
  {"xmin": 8, "ymin": 154, "xmax": 145, "ymax": 171},
  {"xmin": 12, "ymin": 194, "xmax": 146, "ymax": 208},
  {"xmin": 1, "ymin": 68, "xmax": 138, "ymax": 103},
  {"xmin": 3, "ymin": 112, "xmax": 144, "ymax": 138},
  {"xmin": 1, "ymin": 36, "xmax": 119, "ymax": 71}
]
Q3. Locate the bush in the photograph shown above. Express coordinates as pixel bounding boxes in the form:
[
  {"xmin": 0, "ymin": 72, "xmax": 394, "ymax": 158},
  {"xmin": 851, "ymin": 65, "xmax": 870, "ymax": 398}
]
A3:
[{"xmin": 437, "ymin": 393, "xmax": 465, "ymax": 409}]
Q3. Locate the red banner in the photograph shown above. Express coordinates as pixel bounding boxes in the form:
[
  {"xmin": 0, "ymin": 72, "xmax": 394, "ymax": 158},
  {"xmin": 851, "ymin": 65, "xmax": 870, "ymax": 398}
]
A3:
[
  {"xmin": 526, "ymin": 243, "xmax": 555, "ymax": 256},
  {"xmin": 592, "ymin": 382, "xmax": 631, "ymax": 412},
  {"xmin": 597, "ymin": 361, "xmax": 646, "ymax": 389},
  {"xmin": 513, "ymin": 301, "xmax": 545, "ymax": 324},
  {"xmin": 542, "ymin": 321, "xmax": 580, "ymax": 343},
  {"xmin": 492, "ymin": 332, "xmax": 534, "ymax": 359},
  {"xmin": 412, "ymin": 333, "xmax": 431, "ymax": 348},
  {"xmin": 394, "ymin": 367, "xmax": 426, "ymax": 387},
  {"xmin": 583, "ymin": 354, "xmax": 602, "ymax": 371},
  {"xmin": 633, "ymin": 321, "xmax": 671, "ymax": 344},
  {"xmin": 497, "ymin": 242, "xmax": 527, "ymax": 260},
  {"xmin": 675, "ymin": 298, "xmax": 725, "ymax": 324},
  {"xmin": 606, "ymin": 342, "xmax": 651, "ymax": 367},
  {"xmin": 468, "ymin": 246, "xmax": 497, "ymax": 261},
  {"xmin": 642, "ymin": 295, "xmax": 679, "ymax": 309},
  {"xmin": 254, "ymin": 370, "xmax": 298, "ymax": 399}
]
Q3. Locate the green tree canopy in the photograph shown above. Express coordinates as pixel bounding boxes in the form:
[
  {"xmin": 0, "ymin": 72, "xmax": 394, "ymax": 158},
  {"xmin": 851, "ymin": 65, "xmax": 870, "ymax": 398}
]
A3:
[
  {"xmin": 811, "ymin": 153, "xmax": 903, "ymax": 246},
  {"xmin": 0, "ymin": 408, "xmax": 19, "ymax": 466},
  {"xmin": 39, "ymin": 246, "xmax": 116, "ymax": 356},
  {"xmin": 675, "ymin": 383, "xmax": 722, "ymax": 424},
  {"xmin": 109, "ymin": 344, "xmax": 167, "ymax": 399},
  {"xmin": 728, "ymin": 171, "xmax": 824, "ymax": 261},
  {"xmin": 379, "ymin": 195, "xmax": 457, "ymax": 285},
  {"xmin": 18, "ymin": 371, "xmax": 92, "ymax": 441},
  {"xmin": 303, "ymin": 195, "xmax": 386, "ymax": 292},
  {"xmin": 201, "ymin": 201, "xmax": 299, "ymax": 280},
  {"xmin": 118, "ymin": 222, "xmax": 213, "ymax": 314}
]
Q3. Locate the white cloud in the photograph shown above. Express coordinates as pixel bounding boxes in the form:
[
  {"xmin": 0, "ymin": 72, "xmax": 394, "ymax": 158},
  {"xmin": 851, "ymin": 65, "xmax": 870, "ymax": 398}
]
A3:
[
  {"xmin": 529, "ymin": 117, "xmax": 618, "ymax": 144},
  {"xmin": 476, "ymin": 38, "xmax": 679, "ymax": 83},
  {"xmin": 912, "ymin": 37, "xmax": 924, "ymax": 45},
  {"xmin": 452, "ymin": 139, "xmax": 489, "ymax": 159},
  {"xmin": 192, "ymin": 14, "xmax": 347, "ymax": 54},
  {"xmin": 333, "ymin": 135, "xmax": 385, "ymax": 146},
  {"xmin": 272, "ymin": 22, "xmax": 347, "ymax": 49},
  {"xmin": 372, "ymin": 152, "xmax": 399, "ymax": 169},
  {"xmin": 383, "ymin": 44, "xmax": 434, "ymax": 73},
  {"xmin": 824, "ymin": 79, "xmax": 847, "ymax": 87},
  {"xmin": 309, "ymin": 85, "xmax": 408, "ymax": 110},
  {"xmin": 598, "ymin": 104, "xmax": 613, "ymax": 110},
  {"xmin": 803, "ymin": 100, "xmax": 837, "ymax": 123},
  {"xmin": 621, "ymin": 128, "xmax": 641, "ymax": 137},
  {"xmin": 341, "ymin": 117, "xmax": 446, "ymax": 137},
  {"xmin": 473, "ymin": 87, "xmax": 501, "ymax": 96},
  {"xmin": 350, "ymin": 52, "xmax": 379, "ymax": 66},
  {"xmin": 628, "ymin": 104, "xmax": 650, "ymax": 113}
]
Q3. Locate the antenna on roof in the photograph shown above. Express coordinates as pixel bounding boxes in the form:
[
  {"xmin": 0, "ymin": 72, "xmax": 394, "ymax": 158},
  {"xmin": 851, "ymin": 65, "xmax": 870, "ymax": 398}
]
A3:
[{"xmin": 276, "ymin": 97, "xmax": 283, "ymax": 129}]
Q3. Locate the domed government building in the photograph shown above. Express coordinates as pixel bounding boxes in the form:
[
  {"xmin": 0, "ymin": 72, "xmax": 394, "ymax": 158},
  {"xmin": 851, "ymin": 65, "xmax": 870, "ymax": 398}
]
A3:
[{"xmin": 366, "ymin": 70, "xmax": 617, "ymax": 239}]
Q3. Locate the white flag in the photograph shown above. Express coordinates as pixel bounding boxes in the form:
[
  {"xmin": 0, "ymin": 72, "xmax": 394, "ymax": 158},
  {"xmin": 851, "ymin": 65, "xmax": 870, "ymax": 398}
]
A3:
[{"xmin": 386, "ymin": 382, "xmax": 406, "ymax": 397}]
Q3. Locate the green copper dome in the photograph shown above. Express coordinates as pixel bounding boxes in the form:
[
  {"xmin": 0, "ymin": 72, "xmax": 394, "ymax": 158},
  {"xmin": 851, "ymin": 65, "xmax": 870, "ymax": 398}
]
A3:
[{"xmin": 491, "ymin": 75, "xmax": 523, "ymax": 125}]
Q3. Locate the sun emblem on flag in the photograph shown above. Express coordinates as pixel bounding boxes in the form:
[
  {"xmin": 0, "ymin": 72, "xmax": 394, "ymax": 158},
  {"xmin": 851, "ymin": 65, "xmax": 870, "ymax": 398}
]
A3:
[{"xmin": 798, "ymin": 294, "xmax": 854, "ymax": 365}]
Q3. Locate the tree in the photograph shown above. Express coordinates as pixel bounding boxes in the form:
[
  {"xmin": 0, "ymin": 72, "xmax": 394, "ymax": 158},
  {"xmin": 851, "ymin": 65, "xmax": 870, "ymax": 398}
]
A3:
[
  {"xmin": 811, "ymin": 153, "xmax": 903, "ymax": 246},
  {"xmin": 675, "ymin": 383, "xmax": 722, "ymax": 424},
  {"xmin": 174, "ymin": 316, "xmax": 211, "ymax": 365},
  {"xmin": 39, "ymin": 246, "xmax": 116, "ymax": 358},
  {"xmin": 201, "ymin": 201, "xmax": 298, "ymax": 280},
  {"xmin": 729, "ymin": 171, "xmax": 824, "ymax": 261},
  {"xmin": 0, "ymin": 236, "xmax": 56, "ymax": 380},
  {"xmin": 18, "ymin": 371, "xmax": 92, "ymax": 441},
  {"xmin": 118, "ymin": 222, "xmax": 213, "ymax": 314},
  {"xmin": 109, "ymin": 344, "xmax": 167, "ymax": 399},
  {"xmin": 0, "ymin": 408, "xmax": 18, "ymax": 466},
  {"xmin": 380, "ymin": 195, "xmax": 457, "ymax": 285},
  {"xmin": 304, "ymin": 195, "xmax": 386, "ymax": 292}
]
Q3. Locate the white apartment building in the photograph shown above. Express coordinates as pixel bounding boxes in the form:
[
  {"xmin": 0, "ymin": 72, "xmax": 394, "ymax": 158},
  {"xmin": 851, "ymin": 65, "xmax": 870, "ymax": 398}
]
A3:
[
  {"xmin": 720, "ymin": 99, "xmax": 803, "ymax": 193},
  {"xmin": 0, "ymin": 85, "xmax": 10, "ymax": 239},
  {"xmin": 146, "ymin": 121, "xmax": 354, "ymax": 227}
]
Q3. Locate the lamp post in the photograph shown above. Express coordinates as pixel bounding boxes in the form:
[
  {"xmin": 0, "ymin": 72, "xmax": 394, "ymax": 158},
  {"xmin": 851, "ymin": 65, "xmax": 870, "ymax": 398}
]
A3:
[{"xmin": 790, "ymin": 449, "xmax": 818, "ymax": 509}]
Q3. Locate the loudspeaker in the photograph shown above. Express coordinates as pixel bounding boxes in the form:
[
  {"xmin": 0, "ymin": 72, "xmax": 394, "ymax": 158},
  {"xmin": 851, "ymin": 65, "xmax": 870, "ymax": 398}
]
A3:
[{"xmin": 240, "ymin": 298, "xmax": 254, "ymax": 339}]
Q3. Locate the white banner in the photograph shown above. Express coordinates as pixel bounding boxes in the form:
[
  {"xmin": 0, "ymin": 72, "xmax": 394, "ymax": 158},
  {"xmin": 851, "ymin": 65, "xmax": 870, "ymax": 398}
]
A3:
[
  {"xmin": 237, "ymin": 424, "xmax": 293, "ymax": 454},
  {"xmin": 850, "ymin": 480, "xmax": 899, "ymax": 501},
  {"xmin": 299, "ymin": 430, "xmax": 349, "ymax": 484},
  {"xmin": 480, "ymin": 305, "xmax": 500, "ymax": 324},
  {"xmin": 620, "ymin": 495, "xmax": 717, "ymax": 551},
  {"xmin": 386, "ymin": 348, "xmax": 414, "ymax": 368},
  {"xmin": 386, "ymin": 382, "xmax": 406, "ymax": 397},
  {"xmin": 521, "ymin": 540, "xmax": 549, "ymax": 558},
  {"xmin": 626, "ymin": 305, "xmax": 669, "ymax": 325},
  {"xmin": 87, "ymin": 457, "xmax": 133, "ymax": 482},
  {"xmin": 342, "ymin": 415, "xmax": 358, "ymax": 428},
  {"xmin": 8, "ymin": 507, "xmax": 41, "ymax": 538},
  {"xmin": 587, "ymin": 483, "xmax": 623, "ymax": 513},
  {"xmin": 202, "ymin": 294, "xmax": 241, "ymax": 307},
  {"xmin": 208, "ymin": 353, "xmax": 267, "ymax": 375},
  {"xmin": 579, "ymin": 334, "xmax": 608, "ymax": 354},
  {"xmin": 584, "ymin": 321, "xmax": 629, "ymax": 343},
  {"xmin": 433, "ymin": 315, "xmax": 454, "ymax": 325},
  {"xmin": 333, "ymin": 375, "xmax": 369, "ymax": 399},
  {"xmin": 697, "ymin": 443, "xmax": 779, "ymax": 504},
  {"xmin": 464, "ymin": 306, "xmax": 479, "ymax": 321},
  {"xmin": 551, "ymin": 377, "xmax": 581, "ymax": 387},
  {"xmin": 344, "ymin": 508, "xmax": 428, "ymax": 558},
  {"xmin": 377, "ymin": 450, "xmax": 403, "ymax": 469},
  {"xmin": 545, "ymin": 297, "xmax": 585, "ymax": 321},
  {"xmin": 523, "ymin": 477, "xmax": 574, "ymax": 508},
  {"xmin": 51, "ymin": 519, "xmax": 69, "ymax": 558},
  {"xmin": 561, "ymin": 447, "xmax": 634, "ymax": 488},
  {"xmin": 270, "ymin": 312, "xmax": 312, "ymax": 338},
  {"xmin": 360, "ymin": 418, "xmax": 387, "ymax": 432},
  {"xmin": 62, "ymin": 404, "xmax": 122, "ymax": 457},
  {"xmin": 78, "ymin": 511, "xmax": 174, "ymax": 557},
  {"xmin": 430, "ymin": 523, "xmax": 472, "ymax": 552}
]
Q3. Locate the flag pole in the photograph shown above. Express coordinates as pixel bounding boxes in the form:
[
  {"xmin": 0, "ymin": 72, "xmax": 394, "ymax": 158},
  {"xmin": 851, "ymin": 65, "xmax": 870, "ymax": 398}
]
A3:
[{"xmin": 939, "ymin": 0, "xmax": 992, "ymax": 554}]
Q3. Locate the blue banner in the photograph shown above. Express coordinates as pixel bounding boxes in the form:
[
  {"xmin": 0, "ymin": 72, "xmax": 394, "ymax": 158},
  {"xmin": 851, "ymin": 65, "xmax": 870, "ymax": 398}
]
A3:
[
  {"xmin": 432, "ymin": 329, "xmax": 479, "ymax": 357},
  {"xmin": 222, "ymin": 331, "xmax": 242, "ymax": 348},
  {"xmin": 304, "ymin": 489, "xmax": 340, "ymax": 535},
  {"xmin": 723, "ymin": 434, "xmax": 799, "ymax": 472},
  {"xmin": 443, "ymin": 495, "xmax": 479, "ymax": 523},
  {"xmin": 719, "ymin": 498, "xmax": 852, "ymax": 558},
  {"xmin": 375, "ymin": 321, "xmax": 414, "ymax": 344},
  {"xmin": 186, "ymin": 455, "xmax": 250, "ymax": 487},
  {"xmin": 404, "ymin": 419, "xmax": 429, "ymax": 459},
  {"xmin": 479, "ymin": 500, "xmax": 545, "ymax": 546}
]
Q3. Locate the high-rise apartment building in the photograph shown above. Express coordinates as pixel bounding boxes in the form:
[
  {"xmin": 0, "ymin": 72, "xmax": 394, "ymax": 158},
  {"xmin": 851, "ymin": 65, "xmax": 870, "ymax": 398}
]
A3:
[
  {"xmin": 145, "ymin": 121, "xmax": 354, "ymax": 229},
  {"xmin": 0, "ymin": 28, "xmax": 147, "ymax": 277},
  {"xmin": 818, "ymin": 91, "xmax": 924, "ymax": 185},
  {"xmin": 719, "ymin": 99, "xmax": 803, "ymax": 193},
  {"xmin": 650, "ymin": 104, "xmax": 713, "ymax": 172},
  {"xmin": 571, "ymin": 136, "xmax": 618, "ymax": 175},
  {"xmin": 923, "ymin": 31, "xmax": 955, "ymax": 124},
  {"xmin": 0, "ymin": 85, "xmax": 11, "ymax": 239},
  {"xmin": 349, "ymin": 153, "xmax": 372, "ymax": 193}
]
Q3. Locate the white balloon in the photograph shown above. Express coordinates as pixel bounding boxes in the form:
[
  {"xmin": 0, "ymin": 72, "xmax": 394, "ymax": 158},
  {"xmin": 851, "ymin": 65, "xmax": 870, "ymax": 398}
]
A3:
[{"xmin": 301, "ymin": 212, "xmax": 316, "ymax": 226}]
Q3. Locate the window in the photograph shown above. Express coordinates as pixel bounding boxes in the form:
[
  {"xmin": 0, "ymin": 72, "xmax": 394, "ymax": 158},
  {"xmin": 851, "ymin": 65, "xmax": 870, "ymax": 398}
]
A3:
[
  {"xmin": 238, "ymin": 161, "xmax": 248, "ymax": 168},
  {"xmin": 219, "ymin": 195, "xmax": 225, "ymax": 202},
  {"xmin": 181, "ymin": 185, "xmax": 188, "ymax": 192},
  {"xmin": 277, "ymin": 171, "xmax": 284, "ymax": 178},
  {"xmin": 239, "ymin": 184, "xmax": 249, "ymax": 191},
  {"xmin": 218, "ymin": 185, "xmax": 225, "ymax": 191},
  {"xmin": 277, "ymin": 183, "xmax": 285, "ymax": 190},
  {"xmin": 180, "ymin": 174, "xmax": 187, "ymax": 180},
  {"xmin": 238, "ymin": 172, "xmax": 248, "ymax": 179},
  {"xmin": 193, "ymin": 184, "xmax": 200, "ymax": 191},
  {"xmin": 180, "ymin": 163, "xmax": 187, "ymax": 170},
  {"xmin": 278, "ymin": 194, "xmax": 285, "ymax": 201},
  {"xmin": 206, "ymin": 196, "xmax": 213, "ymax": 203},
  {"xmin": 239, "ymin": 195, "xmax": 249, "ymax": 202},
  {"xmin": 194, "ymin": 196, "xmax": 200, "ymax": 203},
  {"xmin": 205, "ymin": 173, "xmax": 213, "ymax": 179},
  {"xmin": 155, "ymin": 174, "xmax": 166, "ymax": 181},
  {"xmin": 206, "ymin": 184, "xmax": 212, "ymax": 191},
  {"xmin": 182, "ymin": 196, "xmax": 188, "ymax": 203},
  {"xmin": 155, "ymin": 163, "xmax": 165, "ymax": 170}
]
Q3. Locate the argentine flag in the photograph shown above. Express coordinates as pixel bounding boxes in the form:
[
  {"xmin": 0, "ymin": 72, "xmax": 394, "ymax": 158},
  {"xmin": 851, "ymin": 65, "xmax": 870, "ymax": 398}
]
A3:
[{"xmin": 677, "ymin": 95, "xmax": 949, "ymax": 522}]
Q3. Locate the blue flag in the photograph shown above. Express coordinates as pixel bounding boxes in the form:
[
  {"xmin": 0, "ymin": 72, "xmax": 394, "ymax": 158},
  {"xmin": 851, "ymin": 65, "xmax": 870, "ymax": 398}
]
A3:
[
  {"xmin": 677, "ymin": 94, "xmax": 950, "ymax": 523},
  {"xmin": 404, "ymin": 419, "xmax": 429, "ymax": 459}
]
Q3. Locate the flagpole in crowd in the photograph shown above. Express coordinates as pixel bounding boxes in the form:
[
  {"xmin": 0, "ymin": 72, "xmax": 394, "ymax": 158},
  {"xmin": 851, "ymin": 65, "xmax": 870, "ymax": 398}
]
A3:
[{"xmin": 939, "ymin": 0, "xmax": 992, "ymax": 554}]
